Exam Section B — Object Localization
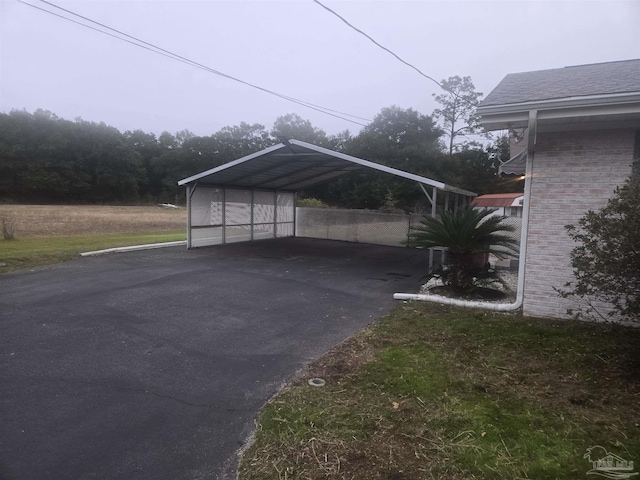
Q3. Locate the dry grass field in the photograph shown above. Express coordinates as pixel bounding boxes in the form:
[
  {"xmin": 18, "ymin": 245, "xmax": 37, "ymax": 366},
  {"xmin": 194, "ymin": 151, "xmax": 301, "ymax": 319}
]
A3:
[
  {"xmin": 0, "ymin": 205, "xmax": 187, "ymax": 273},
  {"xmin": 0, "ymin": 204, "xmax": 186, "ymax": 238}
]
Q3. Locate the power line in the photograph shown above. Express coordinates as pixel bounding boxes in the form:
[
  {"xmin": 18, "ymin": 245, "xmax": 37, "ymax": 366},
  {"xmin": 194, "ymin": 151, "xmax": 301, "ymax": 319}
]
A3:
[
  {"xmin": 18, "ymin": 0, "xmax": 371, "ymax": 127},
  {"xmin": 16, "ymin": 2, "xmax": 191, "ymax": 67},
  {"xmin": 311, "ymin": 0, "xmax": 484, "ymax": 118},
  {"xmin": 312, "ymin": 0, "xmax": 444, "ymax": 91},
  {"xmin": 33, "ymin": 0, "xmax": 370, "ymax": 125},
  {"xmin": 37, "ymin": 0, "xmax": 371, "ymax": 123}
]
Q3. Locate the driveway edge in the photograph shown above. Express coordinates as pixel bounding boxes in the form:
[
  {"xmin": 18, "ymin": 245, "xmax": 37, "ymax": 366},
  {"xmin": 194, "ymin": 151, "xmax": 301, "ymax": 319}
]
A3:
[{"xmin": 80, "ymin": 241, "xmax": 187, "ymax": 257}]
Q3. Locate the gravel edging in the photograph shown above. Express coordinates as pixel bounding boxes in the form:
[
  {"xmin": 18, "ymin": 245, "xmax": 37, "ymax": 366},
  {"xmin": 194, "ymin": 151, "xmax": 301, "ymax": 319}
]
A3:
[{"xmin": 418, "ymin": 269, "xmax": 518, "ymax": 304}]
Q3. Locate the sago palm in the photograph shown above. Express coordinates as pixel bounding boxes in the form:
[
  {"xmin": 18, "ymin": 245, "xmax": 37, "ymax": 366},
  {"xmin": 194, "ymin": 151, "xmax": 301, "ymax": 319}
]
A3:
[{"xmin": 409, "ymin": 207, "xmax": 520, "ymax": 292}]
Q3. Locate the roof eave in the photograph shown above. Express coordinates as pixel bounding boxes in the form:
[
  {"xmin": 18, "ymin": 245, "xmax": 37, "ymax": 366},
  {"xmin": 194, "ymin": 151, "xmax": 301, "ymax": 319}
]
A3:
[
  {"xmin": 478, "ymin": 92, "xmax": 640, "ymax": 131},
  {"xmin": 177, "ymin": 139, "xmax": 477, "ymax": 197},
  {"xmin": 178, "ymin": 143, "xmax": 286, "ymax": 186},
  {"xmin": 288, "ymin": 140, "xmax": 476, "ymax": 196}
]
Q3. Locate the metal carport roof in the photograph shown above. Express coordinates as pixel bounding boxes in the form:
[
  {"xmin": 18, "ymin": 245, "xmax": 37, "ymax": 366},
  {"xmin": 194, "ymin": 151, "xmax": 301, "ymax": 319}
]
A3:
[{"xmin": 178, "ymin": 139, "xmax": 476, "ymax": 197}]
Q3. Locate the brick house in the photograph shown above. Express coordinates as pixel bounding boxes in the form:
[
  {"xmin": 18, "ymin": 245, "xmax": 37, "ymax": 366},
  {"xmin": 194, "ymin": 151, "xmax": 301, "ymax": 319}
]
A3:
[{"xmin": 477, "ymin": 59, "xmax": 640, "ymax": 320}]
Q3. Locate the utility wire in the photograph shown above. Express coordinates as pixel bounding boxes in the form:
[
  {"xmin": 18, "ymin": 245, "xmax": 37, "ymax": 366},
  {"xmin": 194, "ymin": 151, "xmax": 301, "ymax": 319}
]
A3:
[
  {"xmin": 37, "ymin": 0, "xmax": 371, "ymax": 125},
  {"xmin": 18, "ymin": 0, "xmax": 371, "ymax": 126},
  {"xmin": 17, "ymin": 2, "xmax": 195, "ymax": 68},
  {"xmin": 315, "ymin": 2, "xmax": 493, "ymax": 155},
  {"xmin": 311, "ymin": 0, "xmax": 480, "ymax": 109},
  {"xmin": 34, "ymin": 0, "xmax": 370, "ymax": 125},
  {"xmin": 35, "ymin": 0, "xmax": 371, "ymax": 122},
  {"xmin": 311, "ymin": 0, "xmax": 495, "ymax": 160},
  {"xmin": 312, "ymin": 0, "xmax": 444, "ymax": 91},
  {"xmin": 291, "ymin": 1, "xmax": 485, "ymax": 141}
]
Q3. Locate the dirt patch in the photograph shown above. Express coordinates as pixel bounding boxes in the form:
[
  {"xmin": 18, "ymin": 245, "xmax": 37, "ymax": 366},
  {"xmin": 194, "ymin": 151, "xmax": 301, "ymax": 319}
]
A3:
[{"xmin": 298, "ymin": 327, "xmax": 379, "ymax": 384}]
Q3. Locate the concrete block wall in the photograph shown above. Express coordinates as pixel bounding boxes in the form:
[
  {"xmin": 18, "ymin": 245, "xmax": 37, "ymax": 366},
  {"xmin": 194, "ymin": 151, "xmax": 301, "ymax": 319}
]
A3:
[{"xmin": 523, "ymin": 129, "xmax": 635, "ymax": 319}]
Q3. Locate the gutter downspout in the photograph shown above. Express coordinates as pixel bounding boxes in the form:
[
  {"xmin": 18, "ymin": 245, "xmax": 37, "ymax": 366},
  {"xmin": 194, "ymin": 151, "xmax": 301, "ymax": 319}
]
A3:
[{"xmin": 393, "ymin": 110, "xmax": 537, "ymax": 311}]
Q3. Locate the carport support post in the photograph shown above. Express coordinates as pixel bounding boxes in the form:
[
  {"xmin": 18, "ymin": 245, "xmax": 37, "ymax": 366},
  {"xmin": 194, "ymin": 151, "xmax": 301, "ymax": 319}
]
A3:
[
  {"xmin": 186, "ymin": 184, "xmax": 192, "ymax": 249},
  {"xmin": 273, "ymin": 190, "xmax": 278, "ymax": 238},
  {"xmin": 293, "ymin": 192, "xmax": 298, "ymax": 237},
  {"xmin": 443, "ymin": 190, "xmax": 450, "ymax": 264},
  {"xmin": 222, "ymin": 188, "xmax": 226, "ymax": 244},
  {"xmin": 417, "ymin": 182, "xmax": 437, "ymax": 272},
  {"xmin": 250, "ymin": 190, "xmax": 255, "ymax": 241},
  {"xmin": 429, "ymin": 186, "xmax": 438, "ymax": 271}
]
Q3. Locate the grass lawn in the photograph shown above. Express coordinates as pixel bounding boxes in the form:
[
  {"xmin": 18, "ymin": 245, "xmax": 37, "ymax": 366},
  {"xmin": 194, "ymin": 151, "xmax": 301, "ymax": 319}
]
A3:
[
  {"xmin": 0, "ymin": 204, "xmax": 186, "ymax": 273},
  {"xmin": 239, "ymin": 303, "xmax": 640, "ymax": 479},
  {"xmin": 0, "ymin": 232, "xmax": 186, "ymax": 273}
]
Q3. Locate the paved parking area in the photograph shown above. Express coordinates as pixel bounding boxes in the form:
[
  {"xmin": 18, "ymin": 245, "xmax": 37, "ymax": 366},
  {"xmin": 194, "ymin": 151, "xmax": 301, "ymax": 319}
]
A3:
[{"xmin": 0, "ymin": 238, "xmax": 426, "ymax": 479}]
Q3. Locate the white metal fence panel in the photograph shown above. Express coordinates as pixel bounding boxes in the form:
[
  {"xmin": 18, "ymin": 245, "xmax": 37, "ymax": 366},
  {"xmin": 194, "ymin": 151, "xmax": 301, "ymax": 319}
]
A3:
[
  {"xmin": 190, "ymin": 187, "xmax": 223, "ymax": 247},
  {"xmin": 253, "ymin": 190, "xmax": 276, "ymax": 240},
  {"xmin": 191, "ymin": 226, "xmax": 223, "ymax": 248},
  {"xmin": 191, "ymin": 187, "xmax": 223, "ymax": 227},
  {"xmin": 188, "ymin": 186, "xmax": 295, "ymax": 248},
  {"xmin": 276, "ymin": 192, "xmax": 295, "ymax": 238},
  {"xmin": 500, "ymin": 216, "xmax": 523, "ymax": 245},
  {"xmin": 224, "ymin": 189, "xmax": 252, "ymax": 243},
  {"xmin": 493, "ymin": 216, "xmax": 523, "ymax": 263},
  {"xmin": 225, "ymin": 189, "xmax": 251, "ymax": 225},
  {"xmin": 225, "ymin": 224, "xmax": 252, "ymax": 244}
]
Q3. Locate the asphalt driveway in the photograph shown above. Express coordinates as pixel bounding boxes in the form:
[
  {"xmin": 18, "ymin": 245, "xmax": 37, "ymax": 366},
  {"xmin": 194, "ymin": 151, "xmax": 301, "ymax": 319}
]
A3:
[{"xmin": 0, "ymin": 238, "xmax": 426, "ymax": 480}]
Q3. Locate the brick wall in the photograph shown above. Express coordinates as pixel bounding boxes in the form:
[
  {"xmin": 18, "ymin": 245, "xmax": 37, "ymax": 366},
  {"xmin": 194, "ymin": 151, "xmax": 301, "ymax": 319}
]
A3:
[{"xmin": 523, "ymin": 129, "xmax": 635, "ymax": 319}]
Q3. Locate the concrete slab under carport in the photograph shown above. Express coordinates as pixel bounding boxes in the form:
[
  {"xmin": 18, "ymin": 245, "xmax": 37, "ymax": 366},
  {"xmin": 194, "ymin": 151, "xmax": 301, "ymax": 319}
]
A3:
[{"xmin": 0, "ymin": 238, "xmax": 427, "ymax": 480}]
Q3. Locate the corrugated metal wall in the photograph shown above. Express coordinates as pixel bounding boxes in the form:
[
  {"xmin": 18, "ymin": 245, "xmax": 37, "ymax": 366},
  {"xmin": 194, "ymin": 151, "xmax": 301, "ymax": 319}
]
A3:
[{"xmin": 188, "ymin": 185, "xmax": 295, "ymax": 248}]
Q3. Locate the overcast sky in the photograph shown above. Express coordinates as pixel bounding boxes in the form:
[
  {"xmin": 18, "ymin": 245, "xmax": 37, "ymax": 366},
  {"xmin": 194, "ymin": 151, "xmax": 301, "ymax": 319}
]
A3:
[{"xmin": 1, "ymin": 0, "xmax": 639, "ymax": 138}]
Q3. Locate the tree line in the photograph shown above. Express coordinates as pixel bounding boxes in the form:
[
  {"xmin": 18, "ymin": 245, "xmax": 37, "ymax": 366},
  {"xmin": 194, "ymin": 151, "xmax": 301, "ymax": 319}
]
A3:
[{"xmin": 0, "ymin": 78, "xmax": 521, "ymax": 211}]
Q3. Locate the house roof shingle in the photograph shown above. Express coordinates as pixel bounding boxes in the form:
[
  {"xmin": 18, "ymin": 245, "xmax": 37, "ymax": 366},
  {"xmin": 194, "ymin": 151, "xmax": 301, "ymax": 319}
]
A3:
[{"xmin": 481, "ymin": 59, "xmax": 640, "ymax": 107}]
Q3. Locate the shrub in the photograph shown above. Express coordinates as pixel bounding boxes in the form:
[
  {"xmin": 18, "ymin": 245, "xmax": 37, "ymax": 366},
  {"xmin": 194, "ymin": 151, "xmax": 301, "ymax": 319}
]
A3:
[
  {"xmin": 557, "ymin": 172, "xmax": 640, "ymax": 322},
  {"xmin": 1, "ymin": 215, "xmax": 16, "ymax": 240},
  {"xmin": 296, "ymin": 197, "xmax": 327, "ymax": 208},
  {"xmin": 408, "ymin": 207, "xmax": 519, "ymax": 293}
]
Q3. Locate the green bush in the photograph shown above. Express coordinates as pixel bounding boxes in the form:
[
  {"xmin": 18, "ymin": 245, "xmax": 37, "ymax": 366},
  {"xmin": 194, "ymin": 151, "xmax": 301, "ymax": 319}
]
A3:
[
  {"xmin": 558, "ymin": 171, "xmax": 640, "ymax": 322},
  {"xmin": 296, "ymin": 197, "xmax": 327, "ymax": 208},
  {"xmin": 408, "ymin": 207, "xmax": 519, "ymax": 292}
]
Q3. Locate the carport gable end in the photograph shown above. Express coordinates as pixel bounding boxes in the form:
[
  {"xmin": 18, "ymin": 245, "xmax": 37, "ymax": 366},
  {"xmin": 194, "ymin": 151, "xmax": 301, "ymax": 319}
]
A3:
[{"xmin": 178, "ymin": 139, "xmax": 476, "ymax": 248}]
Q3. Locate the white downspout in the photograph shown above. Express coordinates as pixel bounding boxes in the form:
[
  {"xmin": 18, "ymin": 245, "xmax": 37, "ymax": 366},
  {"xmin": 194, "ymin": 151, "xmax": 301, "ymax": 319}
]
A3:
[{"xmin": 394, "ymin": 110, "xmax": 537, "ymax": 311}]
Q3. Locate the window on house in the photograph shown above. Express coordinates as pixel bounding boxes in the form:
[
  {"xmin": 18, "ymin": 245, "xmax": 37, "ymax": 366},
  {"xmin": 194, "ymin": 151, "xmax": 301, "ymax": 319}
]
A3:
[{"xmin": 507, "ymin": 207, "xmax": 522, "ymax": 217}]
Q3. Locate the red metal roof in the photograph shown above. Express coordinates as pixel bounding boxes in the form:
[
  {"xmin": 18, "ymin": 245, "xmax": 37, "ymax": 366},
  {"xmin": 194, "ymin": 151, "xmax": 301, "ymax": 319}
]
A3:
[{"xmin": 471, "ymin": 193, "xmax": 523, "ymax": 208}]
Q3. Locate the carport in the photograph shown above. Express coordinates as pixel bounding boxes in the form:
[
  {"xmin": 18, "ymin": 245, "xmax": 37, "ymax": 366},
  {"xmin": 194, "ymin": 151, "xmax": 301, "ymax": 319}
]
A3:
[{"xmin": 178, "ymin": 139, "xmax": 476, "ymax": 249}]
